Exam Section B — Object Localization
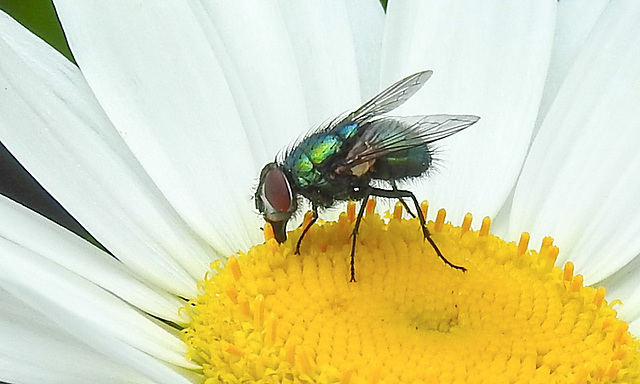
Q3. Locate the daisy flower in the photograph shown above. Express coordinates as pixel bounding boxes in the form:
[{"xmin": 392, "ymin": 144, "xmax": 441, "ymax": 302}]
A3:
[{"xmin": 1, "ymin": 1, "xmax": 639, "ymax": 383}]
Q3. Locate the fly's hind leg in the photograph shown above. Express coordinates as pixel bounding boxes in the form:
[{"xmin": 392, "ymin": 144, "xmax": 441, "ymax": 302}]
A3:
[
  {"xmin": 390, "ymin": 180, "xmax": 416, "ymax": 218},
  {"xmin": 369, "ymin": 187, "xmax": 466, "ymax": 273},
  {"xmin": 295, "ymin": 205, "xmax": 319, "ymax": 255}
]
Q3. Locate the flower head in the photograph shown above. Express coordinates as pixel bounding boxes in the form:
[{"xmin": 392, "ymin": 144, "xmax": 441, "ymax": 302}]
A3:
[
  {"xmin": 184, "ymin": 203, "xmax": 640, "ymax": 382},
  {"xmin": 1, "ymin": 1, "xmax": 640, "ymax": 383}
]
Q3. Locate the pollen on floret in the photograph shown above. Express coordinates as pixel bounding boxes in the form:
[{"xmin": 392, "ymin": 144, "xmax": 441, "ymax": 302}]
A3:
[
  {"xmin": 263, "ymin": 222, "xmax": 276, "ymax": 242},
  {"xmin": 181, "ymin": 202, "xmax": 640, "ymax": 383},
  {"xmin": 420, "ymin": 200, "xmax": 429, "ymax": 218},
  {"xmin": 479, "ymin": 216, "xmax": 491, "ymax": 236},
  {"xmin": 393, "ymin": 201, "xmax": 404, "ymax": 220},
  {"xmin": 517, "ymin": 232, "xmax": 530, "ymax": 255},
  {"xmin": 461, "ymin": 213, "xmax": 473, "ymax": 234},
  {"xmin": 434, "ymin": 208, "xmax": 446, "ymax": 232}
]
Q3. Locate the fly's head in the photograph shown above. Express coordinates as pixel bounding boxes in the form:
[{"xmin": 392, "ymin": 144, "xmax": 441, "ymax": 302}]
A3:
[{"xmin": 255, "ymin": 162, "xmax": 297, "ymax": 243}]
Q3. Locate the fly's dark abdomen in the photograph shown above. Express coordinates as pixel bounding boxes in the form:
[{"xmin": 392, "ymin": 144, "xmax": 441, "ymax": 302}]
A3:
[{"xmin": 370, "ymin": 145, "xmax": 432, "ymax": 180}]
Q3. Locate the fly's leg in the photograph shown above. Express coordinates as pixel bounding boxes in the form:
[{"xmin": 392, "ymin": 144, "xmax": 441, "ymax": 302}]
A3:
[
  {"xmin": 295, "ymin": 205, "xmax": 318, "ymax": 255},
  {"xmin": 349, "ymin": 194, "xmax": 371, "ymax": 282},
  {"xmin": 390, "ymin": 180, "xmax": 416, "ymax": 218},
  {"xmin": 369, "ymin": 187, "xmax": 467, "ymax": 272}
]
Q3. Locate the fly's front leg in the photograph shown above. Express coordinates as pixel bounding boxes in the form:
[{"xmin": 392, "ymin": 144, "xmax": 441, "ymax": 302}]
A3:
[
  {"xmin": 295, "ymin": 205, "xmax": 318, "ymax": 255},
  {"xmin": 349, "ymin": 194, "xmax": 371, "ymax": 282},
  {"xmin": 369, "ymin": 187, "xmax": 466, "ymax": 273}
]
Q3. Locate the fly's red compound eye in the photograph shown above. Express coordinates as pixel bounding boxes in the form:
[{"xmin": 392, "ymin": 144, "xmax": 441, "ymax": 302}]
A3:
[{"xmin": 264, "ymin": 167, "xmax": 293, "ymax": 213}]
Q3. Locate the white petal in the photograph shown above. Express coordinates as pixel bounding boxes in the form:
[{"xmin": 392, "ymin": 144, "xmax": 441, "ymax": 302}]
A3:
[
  {"xmin": 599, "ymin": 255, "xmax": 640, "ymax": 329},
  {"xmin": 0, "ymin": 241, "xmax": 200, "ymax": 376},
  {"xmin": 381, "ymin": 0, "xmax": 556, "ymax": 223},
  {"xmin": 536, "ymin": 0, "xmax": 609, "ymax": 126},
  {"xmin": 53, "ymin": 1, "xmax": 264, "ymax": 255},
  {"xmin": 278, "ymin": 1, "xmax": 363, "ymax": 125},
  {"xmin": 630, "ymin": 320, "xmax": 640, "ymax": 339},
  {"xmin": 0, "ymin": 11, "xmax": 215, "ymax": 296},
  {"xmin": 0, "ymin": 195, "xmax": 188, "ymax": 323},
  {"xmin": 342, "ymin": 0, "xmax": 386, "ymax": 100},
  {"xmin": 509, "ymin": 0, "xmax": 640, "ymax": 284},
  {"xmin": 193, "ymin": 0, "xmax": 384, "ymax": 157},
  {"xmin": 54, "ymin": 2, "xmax": 366, "ymax": 255},
  {"xmin": 1, "ymin": 331, "xmax": 153, "ymax": 384},
  {"xmin": 189, "ymin": 1, "xmax": 308, "ymax": 163},
  {"xmin": 0, "ymin": 291, "xmax": 156, "ymax": 384}
]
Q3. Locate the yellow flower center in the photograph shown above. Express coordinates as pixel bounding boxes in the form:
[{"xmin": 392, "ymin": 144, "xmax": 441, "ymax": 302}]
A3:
[{"xmin": 181, "ymin": 201, "xmax": 640, "ymax": 383}]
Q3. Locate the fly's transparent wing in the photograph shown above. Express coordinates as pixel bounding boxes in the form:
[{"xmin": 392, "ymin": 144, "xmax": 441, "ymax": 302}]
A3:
[
  {"xmin": 348, "ymin": 71, "xmax": 433, "ymax": 123},
  {"xmin": 341, "ymin": 114, "xmax": 480, "ymax": 167},
  {"xmin": 402, "ymin": 114, "xmax": 481, "ymax": 143}
]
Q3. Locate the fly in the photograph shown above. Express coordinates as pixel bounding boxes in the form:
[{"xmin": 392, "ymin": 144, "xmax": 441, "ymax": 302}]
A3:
[{"xmin": 254, "ymin": 70, "xmax": 480, "ymax": 282}]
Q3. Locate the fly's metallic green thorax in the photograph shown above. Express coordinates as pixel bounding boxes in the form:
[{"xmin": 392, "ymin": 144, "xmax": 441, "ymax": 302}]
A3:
[
  {"xmin": 284, "ymin": 122, "xmax": 359, "ymax": 188},
  {"xmin": 282, "ymin": 122, "xmax": 367, "ymax": 208},
  {"xmin": 254, "ymin": 70, "xmax": 481, "ymax": 281}
]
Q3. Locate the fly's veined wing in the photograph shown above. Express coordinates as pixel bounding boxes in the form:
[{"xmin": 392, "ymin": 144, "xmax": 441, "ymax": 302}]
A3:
[
  {"xmin": 342, "ymin": 114, "xmax": 480, "ymax": 167},
  {"xmin": 348, "ymin": 71, "xmax": 434, "ymax": 123}
]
